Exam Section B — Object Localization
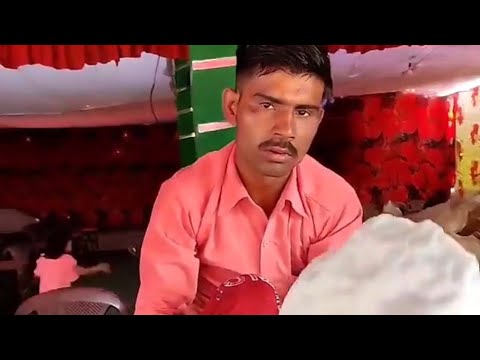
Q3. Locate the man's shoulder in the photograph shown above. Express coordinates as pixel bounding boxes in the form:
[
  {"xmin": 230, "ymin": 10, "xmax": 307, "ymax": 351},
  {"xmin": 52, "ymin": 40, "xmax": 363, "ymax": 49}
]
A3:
[
  {"xmin": 299, "ymin": 155, "xmax": 360, "ymax": 211},
  {"xmin": 161, "ymin": 143, "xmax": 231, "ymax": 195}
]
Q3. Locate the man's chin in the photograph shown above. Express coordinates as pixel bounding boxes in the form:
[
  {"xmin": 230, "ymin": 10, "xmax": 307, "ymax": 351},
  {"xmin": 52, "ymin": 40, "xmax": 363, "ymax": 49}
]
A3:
[{"xmin": 259, "ymin": 163, "xmax": 294, "ymax": 178}]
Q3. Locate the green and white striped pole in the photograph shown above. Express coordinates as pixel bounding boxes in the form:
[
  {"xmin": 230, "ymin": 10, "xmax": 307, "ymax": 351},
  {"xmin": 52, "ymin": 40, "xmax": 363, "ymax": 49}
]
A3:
[{"xmin": 174, "ymin": 45, "xmax": 238, "ymax": 167}]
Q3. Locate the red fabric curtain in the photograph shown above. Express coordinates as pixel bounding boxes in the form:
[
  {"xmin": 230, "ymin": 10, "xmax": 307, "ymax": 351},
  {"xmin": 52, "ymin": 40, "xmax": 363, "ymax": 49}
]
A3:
[
  {"xmin": 0, "ymin": 45, "xmax": 189, "ymax": 70},
  {"xmin": 313, "ymin": 92, "xmax": 455, "ymax": 209},
  {"xmin": 0, "ymin": 45, "xmax": 406, "ymax": 70},
  {"xmin": 152, "ymin": 45, "xmax": 404, "ymax": 60},
  {"xmin": 327, "ymin": 45, "xmax": 403, "ymax": 54}
]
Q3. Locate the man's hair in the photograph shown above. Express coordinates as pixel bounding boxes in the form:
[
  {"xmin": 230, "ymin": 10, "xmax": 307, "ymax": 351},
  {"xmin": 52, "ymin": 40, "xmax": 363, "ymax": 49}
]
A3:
[{"xmin": 235, "ymin": 45, "xmax": 333, "ymax": 104}]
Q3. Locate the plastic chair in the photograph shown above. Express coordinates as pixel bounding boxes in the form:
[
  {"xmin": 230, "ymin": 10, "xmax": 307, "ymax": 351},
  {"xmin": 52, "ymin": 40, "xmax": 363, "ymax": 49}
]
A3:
[{"xmin": 15, "ymin": 287, "xmax": 131, "ymax": 315}]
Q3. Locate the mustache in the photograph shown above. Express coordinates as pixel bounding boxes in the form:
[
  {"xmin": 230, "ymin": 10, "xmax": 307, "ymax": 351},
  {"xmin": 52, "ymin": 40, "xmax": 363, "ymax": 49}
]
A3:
[{"xmin": 259, "ymin": 139, "xmax": 298, "ymax": 157}]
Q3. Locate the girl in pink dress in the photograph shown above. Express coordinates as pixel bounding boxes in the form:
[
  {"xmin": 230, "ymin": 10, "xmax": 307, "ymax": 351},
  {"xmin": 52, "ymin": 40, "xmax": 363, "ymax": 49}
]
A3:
[{"xmin": 34, "ymin": 224, "xmax": 111, "ymax": 294}]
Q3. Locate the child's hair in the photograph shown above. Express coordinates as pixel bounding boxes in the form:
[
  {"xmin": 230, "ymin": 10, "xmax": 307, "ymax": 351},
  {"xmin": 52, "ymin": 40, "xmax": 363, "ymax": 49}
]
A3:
[{"xmin": 43, "ymin": 222, "xmax": 74, "ymax": 260}]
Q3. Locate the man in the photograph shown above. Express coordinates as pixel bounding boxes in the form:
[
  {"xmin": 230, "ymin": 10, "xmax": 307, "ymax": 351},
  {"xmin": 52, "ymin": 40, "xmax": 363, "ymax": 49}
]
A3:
[{"xmin": 135, "ymin": 45, "xmax": 363, "ymax": 315}]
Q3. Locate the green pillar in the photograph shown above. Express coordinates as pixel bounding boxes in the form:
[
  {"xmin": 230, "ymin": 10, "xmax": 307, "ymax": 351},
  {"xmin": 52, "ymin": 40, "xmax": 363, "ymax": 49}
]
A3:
[{"xmin": 174, "ymin": 45, "xmax": 237, "ymax": 167}]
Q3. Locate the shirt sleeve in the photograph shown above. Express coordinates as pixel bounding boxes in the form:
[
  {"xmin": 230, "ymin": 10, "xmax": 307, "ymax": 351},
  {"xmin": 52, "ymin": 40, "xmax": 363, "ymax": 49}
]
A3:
[
  {"xmin": 62, "ymin": 254, "xmax": 80, "ymax": 283},
  {"xmin": 134, "ymin": 180, "xmax": 200, "ymax": 315},
  {"xmin": 308, "ymin": 194, "xmax": 363, "ymax": 262}
]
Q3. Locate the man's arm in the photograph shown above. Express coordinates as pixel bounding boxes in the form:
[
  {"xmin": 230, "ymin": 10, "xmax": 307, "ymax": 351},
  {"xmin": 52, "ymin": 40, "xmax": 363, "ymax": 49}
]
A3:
[
  {"xmin": 308, "ymin": 195, "xmax": 363, "ymax": 263},
  {"xmin": 76, "ymin": 262, "xmax": 111, "ymax": 276},
  {"xmin": 134, "ymin": 180, "xmax": 200, "ymax": 315}
]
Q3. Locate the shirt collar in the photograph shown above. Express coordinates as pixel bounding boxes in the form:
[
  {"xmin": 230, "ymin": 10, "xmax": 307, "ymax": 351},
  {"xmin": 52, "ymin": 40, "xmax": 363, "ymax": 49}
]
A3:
[{"xmin": 279, "ymin": 166, "xmax": 308, "ymax": 218}]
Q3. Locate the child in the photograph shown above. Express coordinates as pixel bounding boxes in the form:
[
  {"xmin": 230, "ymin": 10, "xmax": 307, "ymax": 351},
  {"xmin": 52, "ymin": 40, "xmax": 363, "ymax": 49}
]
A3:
[{"xmin": 34, "ymin": 223, "xmax": 111, "ymax": 294}]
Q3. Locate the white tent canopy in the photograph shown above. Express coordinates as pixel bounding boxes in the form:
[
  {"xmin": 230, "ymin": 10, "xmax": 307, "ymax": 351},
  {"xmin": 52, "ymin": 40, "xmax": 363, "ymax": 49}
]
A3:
[{"xmin": 0, "ymin": 45, "xmax": 479, "ymax": 127}]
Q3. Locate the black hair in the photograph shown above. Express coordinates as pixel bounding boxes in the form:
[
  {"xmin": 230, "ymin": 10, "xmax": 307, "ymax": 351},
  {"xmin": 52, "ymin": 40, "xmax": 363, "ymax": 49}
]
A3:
[
  {"xmin": 235, "ymin": 45, "xmax": 334, "ymax": 104},
  {"xmin": 43, "ymin": 222, "xmax": 73, "ymax": 260}
]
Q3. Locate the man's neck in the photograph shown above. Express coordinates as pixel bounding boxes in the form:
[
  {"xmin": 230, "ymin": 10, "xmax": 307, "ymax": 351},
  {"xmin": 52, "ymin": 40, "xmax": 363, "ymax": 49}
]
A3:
[{"xmin": 235, "ymin": 157, "xmax": 290, "ymax": 217}]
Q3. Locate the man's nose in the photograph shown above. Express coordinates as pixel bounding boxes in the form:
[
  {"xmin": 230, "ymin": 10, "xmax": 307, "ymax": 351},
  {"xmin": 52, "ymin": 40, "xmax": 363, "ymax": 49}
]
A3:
[{"xmin": 273, "ymin": 111, "xmax": 295, "ymax": 138}]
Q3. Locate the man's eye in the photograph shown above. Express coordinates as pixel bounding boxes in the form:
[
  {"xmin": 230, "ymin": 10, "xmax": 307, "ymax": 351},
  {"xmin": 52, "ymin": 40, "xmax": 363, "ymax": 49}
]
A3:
[
  {"xmin": 296, "ymin": 109, "xmax": 311, "ymax": 117},
  {"xmin": 260, "ymin": 102, "xmax": 274, "ymax": 110}
]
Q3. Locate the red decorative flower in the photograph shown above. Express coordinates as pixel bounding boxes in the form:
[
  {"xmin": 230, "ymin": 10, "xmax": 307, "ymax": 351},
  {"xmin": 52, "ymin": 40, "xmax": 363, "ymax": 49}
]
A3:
[
  {"xmin": 384, "ymin": 158, "xmax": 412, "ymax": 187},
  {"xmin": 411, "ymin": 162, "xmax": 441, "ymax": 198},
  {"xmin": 370, "ymin": 174, "xmax": 390, "ymax": 191},
  {"xmin": 364, "ymin": 146, "xmax": 389, "ymax": 168},
  {"xmin": 418, "ymin": 98, "xmax": 449, "ymax": 142},
  {"xmin": 472, "ymin": 87, "xmax": 479, "ymax": 108},
  {"xmin": 422, "ymin": 147, "xmax": 448, "ymax": 169},
  {"xmin": 363, "ymin": 96, "xmax": 383, "ymax": 119},
  {"xmin": 382, "ymin": 186, "xmax": 410, "ymax": 204},
  {"xmin": 456, "ymin": 106, "xmax": 464, "ymax": 126},
  {"xmin": 451, "ymin": 93, "xmax": 461, "ymax": 125},
  {"xmin": 349, "ymin": 106, "xmax": 382, "ymax": 141},
  {"xmin": 368, "ymin": 158, "xmax": 411, "ymax": 194},
  {"xmin": 379, "ymin": 108, "xmax": 401, "ymax": 142},
  {"xmin": 364, "ymin": 142, "xmax": 421, "ymax": 170},
  {"xmin": 396, "ymin": 140, "xmax": 422, "ymax": 164},
  {"xmin": 344, "ymin": 163, "xmax": 374, "ymax": 189},
  {"xmin": 382, "ymin": 94, "xmax": 419, "ymax": 141}
]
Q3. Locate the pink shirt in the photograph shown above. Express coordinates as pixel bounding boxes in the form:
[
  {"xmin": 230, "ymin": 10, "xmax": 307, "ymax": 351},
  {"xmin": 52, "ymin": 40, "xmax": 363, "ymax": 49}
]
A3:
[
  {"xmin": 34, "ymin": 254, "xmax": 80, "ymax": 293},
  {"xmin": 135, "ymin": 142, "xmax": 363, "ymax": 315}
]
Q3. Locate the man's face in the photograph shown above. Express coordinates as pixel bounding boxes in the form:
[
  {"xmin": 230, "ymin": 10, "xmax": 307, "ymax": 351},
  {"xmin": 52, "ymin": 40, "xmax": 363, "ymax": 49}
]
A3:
[{"xmin": 223, "ymin": 70, "xmax": 325, "ymax": 178}]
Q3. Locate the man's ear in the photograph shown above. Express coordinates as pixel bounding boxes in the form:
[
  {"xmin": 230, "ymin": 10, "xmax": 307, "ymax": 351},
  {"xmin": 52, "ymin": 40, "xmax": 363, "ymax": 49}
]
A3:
[{"xmin": 222, "ymin": 88, "xmax": 239, "ymax": 126}]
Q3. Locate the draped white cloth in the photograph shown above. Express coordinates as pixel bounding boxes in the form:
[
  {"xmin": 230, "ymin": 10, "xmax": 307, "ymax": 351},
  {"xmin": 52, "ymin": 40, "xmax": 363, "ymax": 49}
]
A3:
[{"xmin": 280, "ymin": 214, "xmax": 480, "ymax": 315}]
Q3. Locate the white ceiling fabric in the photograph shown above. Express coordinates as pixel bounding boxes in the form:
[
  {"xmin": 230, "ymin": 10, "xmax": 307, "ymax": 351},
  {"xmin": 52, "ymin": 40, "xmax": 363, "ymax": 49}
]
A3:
[{"xmin": 0, "ymin": 45, "xmax": 478, "ymax": 127}]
